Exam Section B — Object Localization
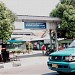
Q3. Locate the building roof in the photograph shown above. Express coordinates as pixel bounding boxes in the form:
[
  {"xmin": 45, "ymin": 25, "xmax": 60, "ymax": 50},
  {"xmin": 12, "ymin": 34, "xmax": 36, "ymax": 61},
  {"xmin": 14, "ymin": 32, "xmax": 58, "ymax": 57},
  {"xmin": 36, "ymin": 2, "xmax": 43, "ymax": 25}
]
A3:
[{"xmin": 17, "ymin": 15, "xmax": 61, "ymax": 22}]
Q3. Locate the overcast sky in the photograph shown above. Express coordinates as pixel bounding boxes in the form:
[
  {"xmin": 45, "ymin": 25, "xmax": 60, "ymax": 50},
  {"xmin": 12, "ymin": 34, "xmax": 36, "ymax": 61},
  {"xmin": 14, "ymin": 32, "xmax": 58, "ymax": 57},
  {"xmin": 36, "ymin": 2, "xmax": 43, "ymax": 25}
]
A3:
[{"xmin": 0, "ymin": 0, "xmax": 60, "ymax": 16}]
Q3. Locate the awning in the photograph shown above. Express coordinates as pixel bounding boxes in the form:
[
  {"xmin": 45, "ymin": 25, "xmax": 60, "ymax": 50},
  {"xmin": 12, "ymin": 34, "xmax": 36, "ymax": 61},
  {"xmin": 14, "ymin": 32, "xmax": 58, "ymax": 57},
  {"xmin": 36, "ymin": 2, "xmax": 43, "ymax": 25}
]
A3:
[
  {"xmin": 8, "ymin": 39, "xmax": 25, "ymax": 43},
  {"xmin": 58, "ymin": 39, "xmax": 73, "ymax": 44}
]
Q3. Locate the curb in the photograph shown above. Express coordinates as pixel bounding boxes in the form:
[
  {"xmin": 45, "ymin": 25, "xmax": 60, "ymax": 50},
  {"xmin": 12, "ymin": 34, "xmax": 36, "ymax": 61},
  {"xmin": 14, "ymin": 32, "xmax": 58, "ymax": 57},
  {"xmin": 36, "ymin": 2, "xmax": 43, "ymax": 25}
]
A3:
[
  {"xmin": 0, "ymin": 51, "xmax": 42, "ymax": 69},
  {"xmin": 0, "ymin": 60, "xmax": 21, "ymax": 69}
]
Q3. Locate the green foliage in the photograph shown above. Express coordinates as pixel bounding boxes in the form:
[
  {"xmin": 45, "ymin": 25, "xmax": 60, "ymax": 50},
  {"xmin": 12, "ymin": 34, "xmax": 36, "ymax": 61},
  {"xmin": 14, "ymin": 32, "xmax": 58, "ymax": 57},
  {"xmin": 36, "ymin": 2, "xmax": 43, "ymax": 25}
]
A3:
[
  {"xmin": 61, "ymin": 0, "xmax": 75, "ymax": 7},
  {"xmin": 0, "ymin": 2, "xmax": 17, "ymax": 43},
  {"xmin": 50, "ymin": 0, "xmax": 75, "ymax": 39}
]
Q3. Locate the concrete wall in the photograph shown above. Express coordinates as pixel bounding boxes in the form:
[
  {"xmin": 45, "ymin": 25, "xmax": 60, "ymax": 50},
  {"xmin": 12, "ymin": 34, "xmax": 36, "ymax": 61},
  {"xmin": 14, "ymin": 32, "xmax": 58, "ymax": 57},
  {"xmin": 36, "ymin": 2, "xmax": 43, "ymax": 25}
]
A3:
[{"xmin": 14, "ymin": 22, "xmax": 24, "ymax": 29}]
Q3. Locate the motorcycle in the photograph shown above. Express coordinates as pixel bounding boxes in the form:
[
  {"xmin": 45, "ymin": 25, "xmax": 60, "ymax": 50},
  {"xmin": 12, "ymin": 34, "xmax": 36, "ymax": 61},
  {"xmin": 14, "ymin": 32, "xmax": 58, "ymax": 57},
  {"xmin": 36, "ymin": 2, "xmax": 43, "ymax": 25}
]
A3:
[{"xmin": 45, "ymin": 49, "xmax": 54, "ymax": 56}]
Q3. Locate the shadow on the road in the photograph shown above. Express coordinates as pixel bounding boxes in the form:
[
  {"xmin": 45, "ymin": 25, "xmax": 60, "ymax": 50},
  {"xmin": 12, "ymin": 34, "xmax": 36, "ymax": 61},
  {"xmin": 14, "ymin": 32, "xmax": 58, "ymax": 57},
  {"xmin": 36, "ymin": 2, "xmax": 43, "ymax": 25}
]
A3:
[
  {"xmin": 42, "ymin": 72, "xmax": 58, "ymax": 75},
  {"xmin": 17, "ymin": 52, "xmax": 47, "ymax": 59},
  {"xmin": 42, "ymin": 72, "xmax": 75, "ymax": 75},
  {"xmin": 56, "ymin": 73, "xmax": 75, "ymax": 75}
]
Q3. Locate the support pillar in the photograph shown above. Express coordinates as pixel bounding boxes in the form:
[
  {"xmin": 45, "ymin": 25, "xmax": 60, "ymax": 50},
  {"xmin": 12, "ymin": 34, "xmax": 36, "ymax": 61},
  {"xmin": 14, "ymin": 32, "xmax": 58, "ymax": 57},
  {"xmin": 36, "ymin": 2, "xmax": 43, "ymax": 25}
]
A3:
[
  {"xmin": 49, "ymin": 29, "xmax": 52, "ymax": 49},
  {"xmin": 55, "ymin": 30, "xmax": 58, "ymax": 51}
]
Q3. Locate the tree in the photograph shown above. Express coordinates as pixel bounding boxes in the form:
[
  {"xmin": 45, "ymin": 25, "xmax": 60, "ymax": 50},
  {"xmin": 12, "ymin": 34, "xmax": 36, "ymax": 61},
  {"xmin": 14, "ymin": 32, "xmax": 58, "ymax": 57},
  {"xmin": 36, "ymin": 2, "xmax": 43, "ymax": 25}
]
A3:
[
  {"xmin": 0, "ymin": 2, "xmax": 17, "ymax": 43},
  {"xmin": 50, "ymin": 0, "xmax": 75, "ymax": 39},
  {"xmin": 61, "ymin": 0, "xmax": 75, "ymax": 7}
]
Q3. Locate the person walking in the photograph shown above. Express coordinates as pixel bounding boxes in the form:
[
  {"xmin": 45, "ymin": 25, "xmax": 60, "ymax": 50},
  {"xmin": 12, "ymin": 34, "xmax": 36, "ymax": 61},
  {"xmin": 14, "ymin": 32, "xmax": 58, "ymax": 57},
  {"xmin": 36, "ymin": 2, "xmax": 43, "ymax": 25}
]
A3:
[{"xmin": 41, "ymin": 44, "xmax": 46, "ymax": 55}]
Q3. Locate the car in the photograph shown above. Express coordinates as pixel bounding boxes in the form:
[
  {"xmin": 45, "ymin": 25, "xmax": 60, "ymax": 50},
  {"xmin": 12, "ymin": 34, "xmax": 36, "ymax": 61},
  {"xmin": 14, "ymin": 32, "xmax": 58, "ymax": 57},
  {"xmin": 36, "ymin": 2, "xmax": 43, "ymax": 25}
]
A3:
[{"xmin": 47, "ymin": 40, "xmax": 75, "ymax": 74}]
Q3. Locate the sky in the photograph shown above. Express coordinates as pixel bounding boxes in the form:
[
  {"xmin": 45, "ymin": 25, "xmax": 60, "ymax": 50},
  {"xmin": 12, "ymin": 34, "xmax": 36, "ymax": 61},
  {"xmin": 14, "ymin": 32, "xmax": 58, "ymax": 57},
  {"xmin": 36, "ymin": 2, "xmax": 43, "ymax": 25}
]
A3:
[{"xmin": 0, "ymin": 0, "xmax": 60, "ymax": 16}]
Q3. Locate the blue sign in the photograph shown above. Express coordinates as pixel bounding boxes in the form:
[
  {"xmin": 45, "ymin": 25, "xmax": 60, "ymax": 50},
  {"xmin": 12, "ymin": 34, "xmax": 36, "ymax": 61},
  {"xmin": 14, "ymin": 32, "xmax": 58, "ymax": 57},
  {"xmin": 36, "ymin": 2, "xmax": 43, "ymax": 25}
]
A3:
[{"xmin": 24, "ymin": 22, "xmax": 46, "ymax": 29}]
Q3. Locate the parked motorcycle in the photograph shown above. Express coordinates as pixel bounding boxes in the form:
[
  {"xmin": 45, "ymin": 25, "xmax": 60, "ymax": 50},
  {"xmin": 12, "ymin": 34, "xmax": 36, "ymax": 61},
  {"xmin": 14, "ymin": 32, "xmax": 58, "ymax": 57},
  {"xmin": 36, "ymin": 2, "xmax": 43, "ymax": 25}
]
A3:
[{"xmin": 45, "ymin": 49, "xmax": 54, "ymax": 56}]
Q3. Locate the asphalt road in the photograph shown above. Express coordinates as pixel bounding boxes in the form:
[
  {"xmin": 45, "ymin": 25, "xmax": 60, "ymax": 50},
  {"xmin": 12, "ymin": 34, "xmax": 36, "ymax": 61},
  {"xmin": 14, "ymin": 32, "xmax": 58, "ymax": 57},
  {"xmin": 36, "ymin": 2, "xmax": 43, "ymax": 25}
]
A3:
[{"xmin": 0, "ymin": 51, "xmax": 71, "ymax": 75}]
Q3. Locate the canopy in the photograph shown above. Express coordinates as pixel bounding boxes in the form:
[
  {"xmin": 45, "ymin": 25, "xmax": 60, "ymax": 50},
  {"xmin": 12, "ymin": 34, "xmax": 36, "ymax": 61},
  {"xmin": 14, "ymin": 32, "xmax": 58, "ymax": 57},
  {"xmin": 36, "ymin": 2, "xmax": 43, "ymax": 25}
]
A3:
[
  {"xmin": 8, "ymin": 39, "xmax": 24, "ymax": 43},
  {"xmin": 69, "ymin": 40, "xmax": 75, "ymax": 47},
  {"xmin": 58, "ymin": 39, "xmax": 73, "ymax": 44}
]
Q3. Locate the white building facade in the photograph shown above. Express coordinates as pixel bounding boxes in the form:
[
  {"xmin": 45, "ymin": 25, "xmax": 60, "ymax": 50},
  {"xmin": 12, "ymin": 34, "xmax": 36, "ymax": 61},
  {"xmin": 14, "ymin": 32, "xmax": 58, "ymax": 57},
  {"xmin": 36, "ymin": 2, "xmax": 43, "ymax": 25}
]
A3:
[
  {"xmin": 11, "ymin": 15, "xmax": 60, "ymax": 50},
  {"xmin": 12, "ymin": 15, "xmax": 60, "ymax": 41}
]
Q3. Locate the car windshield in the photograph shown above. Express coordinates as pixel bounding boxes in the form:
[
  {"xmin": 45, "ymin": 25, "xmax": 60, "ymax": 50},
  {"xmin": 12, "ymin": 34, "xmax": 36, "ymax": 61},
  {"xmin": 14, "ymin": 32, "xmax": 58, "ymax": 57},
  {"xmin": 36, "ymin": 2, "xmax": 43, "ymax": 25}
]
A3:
[{"xmin": 69, "ymin": 40, "xmax": 75, "ymax": 48}]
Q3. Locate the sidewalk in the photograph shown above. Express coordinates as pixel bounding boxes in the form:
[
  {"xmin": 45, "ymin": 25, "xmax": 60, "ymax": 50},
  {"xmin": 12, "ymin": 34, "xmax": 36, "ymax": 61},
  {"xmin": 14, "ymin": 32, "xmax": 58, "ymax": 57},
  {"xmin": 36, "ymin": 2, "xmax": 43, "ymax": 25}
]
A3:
[{"xmin": 0, "ymin": 50, "xmax": 48, "ymax": 69}]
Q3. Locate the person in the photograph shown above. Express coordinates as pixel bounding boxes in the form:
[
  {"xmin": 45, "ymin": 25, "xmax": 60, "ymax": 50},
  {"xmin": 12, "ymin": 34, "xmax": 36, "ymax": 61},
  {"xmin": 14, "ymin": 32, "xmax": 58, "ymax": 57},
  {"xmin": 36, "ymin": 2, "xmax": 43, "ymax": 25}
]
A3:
[
  {"xmin": 30, "ymin": 42, "xmax": 33, "ymax": 52},
  {"xmin": 26, "ymin": 42, "xmax": 29, "ymax": 53},
  {"xmin": 41, "ymin": 44, "xmax": 46, "ymax": 55},
  {"xmin": 58, "ymin": 44, "xmax": 64, "ymax": 50}
]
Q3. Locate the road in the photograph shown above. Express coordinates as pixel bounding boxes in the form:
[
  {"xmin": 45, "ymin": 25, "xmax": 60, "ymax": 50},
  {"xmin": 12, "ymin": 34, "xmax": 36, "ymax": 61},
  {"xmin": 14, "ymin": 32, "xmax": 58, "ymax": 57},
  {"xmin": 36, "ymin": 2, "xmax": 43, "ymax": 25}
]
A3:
[{"xmin": 0, "ymin": 51, "xmax": 59, "ymax": 75}]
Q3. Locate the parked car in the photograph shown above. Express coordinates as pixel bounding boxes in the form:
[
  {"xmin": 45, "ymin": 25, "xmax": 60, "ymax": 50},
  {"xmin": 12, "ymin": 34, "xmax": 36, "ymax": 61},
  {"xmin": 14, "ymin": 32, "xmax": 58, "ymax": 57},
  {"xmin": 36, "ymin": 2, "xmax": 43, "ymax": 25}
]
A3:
[{"xmin": 47, "ymin": 40, "xmax": 75, "ymax": 74}]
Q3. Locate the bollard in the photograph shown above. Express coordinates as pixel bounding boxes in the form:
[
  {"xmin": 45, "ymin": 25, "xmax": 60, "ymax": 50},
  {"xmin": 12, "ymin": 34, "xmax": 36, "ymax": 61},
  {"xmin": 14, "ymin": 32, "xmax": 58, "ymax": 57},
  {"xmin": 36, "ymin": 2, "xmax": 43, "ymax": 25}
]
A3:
[
  {"xmin": 0, "ymin": 63, "xmax": 4, "ymax": 69},
  {"xmin": 12, "ymin": 60, "xmax": 21, "ymax": 67}
]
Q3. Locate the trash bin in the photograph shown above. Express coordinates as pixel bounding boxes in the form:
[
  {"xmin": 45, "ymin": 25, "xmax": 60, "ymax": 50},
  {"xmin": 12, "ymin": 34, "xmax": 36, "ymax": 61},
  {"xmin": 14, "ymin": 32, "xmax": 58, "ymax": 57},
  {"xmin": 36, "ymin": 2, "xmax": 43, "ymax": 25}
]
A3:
[
  {"xmin": 1, "ymin": 50, "xmax": 10, "ymax": 62},
  {"xmin": 0, "ymin": 54, "xmax": 2, "ymax": 62},
  {"xmin": 1, "ymin": 44, "xmax": 10, "ymax": 62},
  {"xmin": 1, "ymin": 50, "xmax": 7, "ymax": 62}
]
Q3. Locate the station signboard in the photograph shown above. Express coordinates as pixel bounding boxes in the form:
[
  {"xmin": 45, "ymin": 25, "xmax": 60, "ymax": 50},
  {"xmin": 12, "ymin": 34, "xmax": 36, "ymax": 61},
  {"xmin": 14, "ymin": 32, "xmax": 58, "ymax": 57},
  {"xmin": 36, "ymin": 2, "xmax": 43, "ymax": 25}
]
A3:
[{"xmin": 24, "ymin": 22, "xmax": 46, "ymax": 29}]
